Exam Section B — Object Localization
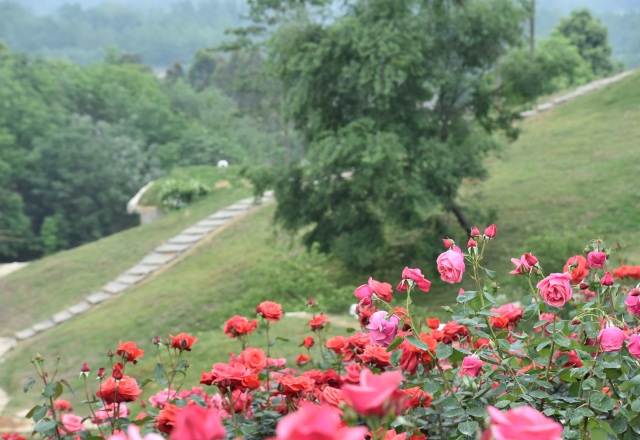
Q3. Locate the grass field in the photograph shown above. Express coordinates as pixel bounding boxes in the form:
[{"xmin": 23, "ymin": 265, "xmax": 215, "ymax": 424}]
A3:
[{"xmin": 1, "ymin": 73, "xmax": 639, "ymax": 414}]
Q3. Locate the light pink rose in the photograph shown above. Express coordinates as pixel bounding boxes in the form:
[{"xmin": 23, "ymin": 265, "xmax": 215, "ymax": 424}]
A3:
[
  {"xmin": 275, "ymin": 402, "xmax": 368, "ymax": 440},
  {"xmin": 587, "ymin": 251, "xmax": 607, "ymax": 268},
  {"xmin": 94, "ymin": 403, "xmax": 130, "ymax": 424},
  {"xmin": 598, "ymin": 326, "xmax": 627, "ymax": 352},
  {"xmin": 536, "ymin": 272, "xmax": 573, "ymax": 307},
  {"xmin": 149, "ymin": 388, "xmax": 178, "ymax": 408},
  {"xmin": 509, "ymin": 255, "xmax": 534, "ymax": 275},
  {"xmin": 484, "ymin": 406, "xmax": 563, "ymax": 440},
  {"xmin": 436, "ymin": 247, "xmax": 465, "ymax": 284},
  {"xmin": 341, "ymin": 369, "xmax": 405, "ymax": 416},
  {"xmin": 59, "ymin": 414, "xmax": 83, "ymax": 434},
  {"xmin": 627, "ymin": 334, "xmax": 640, "ymax": 359},
  {"xmin": 460, "ymin": 356, "xmax": 484, "ymax": 377},
  {"xmin": 108, "ymin": 425, "xmax": 164, "ymax": 440},
  {"xmin": 366, "ymin": 311, "xmax": 399, "ymax": 347},
  {"xmin": 397, "ymin": 267, "xmax": 431, "ymax": 292},
  {"xmin": 625, "ymin": 289, "xmax": 640, "ymax": 316}
]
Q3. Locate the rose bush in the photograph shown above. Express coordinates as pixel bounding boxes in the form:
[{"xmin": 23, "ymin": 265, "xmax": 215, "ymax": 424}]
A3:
[{"xmin": 11, "ymin": 226, "xmax": 640, "ymax": 439}]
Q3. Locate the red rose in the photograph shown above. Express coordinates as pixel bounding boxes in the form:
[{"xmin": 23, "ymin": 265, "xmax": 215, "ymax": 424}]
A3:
[
  {"xmin": 296, "ymin": 354, "xmax": 311, "ymax": 366},
  {"xmin": 404, "ymin": 386, "xmax": 432, "ymax": 408},
  {"xmin": 302, "ymin": 336, "xmax": 315, "ymax": 348},
  {"xmin": 96, "ymin": 376, "xmax": 142, "ymax": 405},
  {"xmin": 239, "ymin": 347, "xmax": 267, "ymax": 373},
  {"xmin": 223, "ymin": 316, "xmax": 258, "ymax": 338},
  {"xmin": 116, "ymin": 341, "xmax": 144, "ymax": 364},
  {"xmin": 563, "ymin": 255, "xmax": 589, "ymax": 284},
  {"xmin": 169, "ymin": 332, "xmax": 198, "ymax": 351},
  {"xmin": 309, "ymin": 315, "xmax": 329, "ymax": 330},
  {"xmin": 256, "ymin": 301, "xmax": 284, "ymax": 322},
  {"xmin": 279, "ymin": 374, "xmax": 315, "ymax": 396},
  {"xmin": 358, "ymin": 345, "xmax": 391, "ymax": 369},
  {"xmin": 425, "ymin": 318, "xmax": 440, "ymax": 330},
  {"xmin": 156, "ymin": 403, "xmax": 180, "ymax": 435},
  {"xmin": 325, "ymin": 336, "xmax": 347, "ymax": 355}
]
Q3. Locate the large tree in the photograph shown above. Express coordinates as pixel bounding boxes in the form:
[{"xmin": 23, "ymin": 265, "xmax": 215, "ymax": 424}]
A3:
[{"xmin": 247, "ymin": 0, "xmax": 526, "ymax": 269}]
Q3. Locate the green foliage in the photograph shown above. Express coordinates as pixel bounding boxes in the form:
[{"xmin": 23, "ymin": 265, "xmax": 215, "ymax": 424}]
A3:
[
  {"xmin": 158, "ymin": 178, "xmax": 211, "ymax": 211},
  {"xmin": 250, "ymin": 0, "xmax": 526, "ymax": 269},
  {"xmin": 553, "ymin": 8, "xmax": 616, "ymax": 76},
  {"xmin": 500, "ymin": 35, "xmax": 592, "ymax": 106}
]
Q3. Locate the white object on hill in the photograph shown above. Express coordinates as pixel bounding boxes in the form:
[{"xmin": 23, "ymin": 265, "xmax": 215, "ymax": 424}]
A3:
[{"xmin": 217, "ymin": 160, "xmax": 229, "ymax": 168}]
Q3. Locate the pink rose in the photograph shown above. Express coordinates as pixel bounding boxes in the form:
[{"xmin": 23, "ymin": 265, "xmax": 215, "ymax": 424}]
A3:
[
  {"xmin": 627, "ymin": 334, "xmax": 640, "ymax": 359},
  {"xmin": 484, "ymin": 406, "xmax": 562, "ymax": 440},
  {"xmin": 509, "ymin": 254, "xmax": 535, "ymax": 275},
  {"xmin": 601, "ymin": 271, "xmax": 614, "ymax": 286},
  {"xmin": 484, "ymin": 224, "xmax": 497, "ymax": 238},
  {"xmin": 108, "ymin": 425, "xmax": 164, "ymax": 440},
  {"xmin": 460, "ymin": 356, "xmax": 484, "ymax": 377},
  {"xmin": 397, "ymin": 267, "xmax": 431, "ymax": 292},
  {"xmin": 149, "ymin": 388, "xmax": 178, "ymax": 409},
  {"xmin": 170, "ymin": 404, "xmax": 226, "ymax": 440},
  {"xmin": 341, "ymin": 369, "xmax": 405, "ymax": 416},
  {"xmin": 275, "ymin": 402, "xmax": 368, "ymax": 440},
  {"xmin": 60, "ymin": 414, "xmax": 83, "ymax": 434},
  {"xmin": 94, "ymin": 403, "xmax": 130, "ymax": 424},
  {"xmin": 587, "ymin": 251, "xmax": 607, "ymax": 268},
  {"xmin": 436, "ymin": 247, "xmax": 465, "ymax": 284},
  {"xmin": 536, "ymin": 273, "xmax": 573, "ymax": 307},
  {"xmin": 624, "ymin": 289, "xmax": 640, "ymax": 316},
  {"xmin": 598, "ymin": 326, "xmax": 627, "ymax": 352},
  {"xmin": 366, "ymin": 311, "xmax": 399, "ymax": 347},
  {"xmin": 355, "ymin": 278, "xmax": 393, "ymax": 303}
]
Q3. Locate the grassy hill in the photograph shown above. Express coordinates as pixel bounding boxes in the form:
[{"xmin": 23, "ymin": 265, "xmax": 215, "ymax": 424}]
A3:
[{"xmin": 1, "ymin": 72, "xmax": 639, "ymax": 413}]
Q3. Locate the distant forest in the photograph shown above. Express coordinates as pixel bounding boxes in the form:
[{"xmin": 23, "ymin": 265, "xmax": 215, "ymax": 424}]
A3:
[{"xmin": 1, "ymin": 0, "xmax": 640, "ymax": 68}]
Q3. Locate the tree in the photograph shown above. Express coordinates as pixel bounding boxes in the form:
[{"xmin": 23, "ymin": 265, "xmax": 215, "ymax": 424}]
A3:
[
  {"xmin": 553, "ymin": 8, "xmax": 615, "ymax": 76},
  {"xmin": 247, "ymin": 0, "xmax": 526, "ymax": 269}
]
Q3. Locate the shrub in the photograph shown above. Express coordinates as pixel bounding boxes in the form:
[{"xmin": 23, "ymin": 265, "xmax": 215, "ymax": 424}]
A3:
[{"xmin": 158, "ymin": 178, "xmax": 211, "ymax": 211}]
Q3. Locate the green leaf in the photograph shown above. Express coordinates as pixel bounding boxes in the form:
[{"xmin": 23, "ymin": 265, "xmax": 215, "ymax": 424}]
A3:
[
  {"xmin": 423, "ymin": 380, "xmax": 440, "ymax": 395},
  {"xmin": 43, "ymin": 381, "xmax": 62, "ymax": 399},
  {"xmin": 175, "ymin": 359, "xmax": 188, "ymax": 371},
  {"xmin": 33, "ymin": 405, "xmax": 48, "ymax": 422},
  {"xmin": 458, "ymin": 420, "xmax": 479, "ymax": 436},
  {"xmin": 435, "ymin": 343, "xmax": 453, "ymax": 360},
  {"xmin": 275, "ymin": 336, "xmax": 290, "ymax": 342},
  {"xmin": 466, "ymin": 406, "xmax": 486, "ymax": 417},
  {"xmin": 494, "ymin": 400, "xmax": 511, "ymax": 409},
  {"xmin": 23, "ymin": 377, "xmax": 36, "ymax": 394},
  {"xmin": 555, "ymin": 354, "xmax": 569, "ymax": 366},
  {"xmin": 484, "ymin": 268, "xmax": 497, "ymax": 280},
  {"xmin": 522, "ymin": 301, "xmax": 539, "ymax": 320},
  {"xmin": 553, "ymin": 333, "xmax": 571, "ymax": 348},
  {"xmin": 34, "ymin": 419, "xmax": 57, "ymax": 433},
  {"xmin": 345, "ymin": 327, "xmax": 356, "ymax": 333},
  {"xmin": 59, "ymin": 379, "xmax": 77, "ymax": 397},
  {"xmin": 405, "ymin": 335, "xmax": 432, "ymax": 353},
  {"xmin": 456, "ymin": 291, "xmax": 477, "ymax": 303},
  {"xmin": 589, "ymin": 429, "xmax": 607, "ymax": 440},
  {"xmin": 386, "ymin": 336, "xmax": 404, "ymax": 352},
  {"xmin": 440, "ymin": 396, "xmax": 459, "ymax": 409},
  {"xmin": 390, "ymin": 350, "xmax": 402, "ymax": 366},
  {"xmin": 612, "ymin": 417, "xmax": 628, "ymax": 434},
  {"xmin": 631, "ymin": 399, "xmax": 640, "ymax": 412},
  {"xmin": 630, "ymin": 375, "xmax": 640, "ymax": 385}
]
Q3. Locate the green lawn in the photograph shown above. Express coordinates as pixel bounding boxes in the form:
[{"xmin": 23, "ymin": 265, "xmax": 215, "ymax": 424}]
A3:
[{"xmin": 0, "ymin": 172, "xmax": 251, "ymax": 335}]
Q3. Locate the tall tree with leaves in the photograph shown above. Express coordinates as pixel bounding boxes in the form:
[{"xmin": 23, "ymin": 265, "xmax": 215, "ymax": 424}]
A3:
[{"xmin": 247, "ymin": 0, "xmax": 526, "ymax": 269}]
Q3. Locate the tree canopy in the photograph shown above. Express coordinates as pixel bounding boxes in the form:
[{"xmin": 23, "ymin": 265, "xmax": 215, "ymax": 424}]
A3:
[{"xmin": 246, "ymin": 0, "xmax": 527, "ymax": 269}]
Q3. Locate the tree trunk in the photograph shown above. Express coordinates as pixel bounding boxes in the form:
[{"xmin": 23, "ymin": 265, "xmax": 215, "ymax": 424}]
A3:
[{"xmin": 449, "ymin": 202, "xmax": 471, "ymax": 234}]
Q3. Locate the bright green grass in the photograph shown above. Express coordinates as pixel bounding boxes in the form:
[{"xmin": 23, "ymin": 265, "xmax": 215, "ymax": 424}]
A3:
[
  {"xmin": 0, "ymin": 205, "xmax": 357, "ymax": 411},
  {"xmin": 463, "ymin": 72, "xmax": 640, "ymax": 280},
  {"xmin": 0, "ymin": 183, "xmax": 251, "ymax": 335}
]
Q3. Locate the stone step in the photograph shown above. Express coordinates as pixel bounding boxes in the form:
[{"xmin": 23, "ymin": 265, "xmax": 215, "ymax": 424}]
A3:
[
  {"xmin": 32, "ymin": 320, "xmax": 55, "ymax": 333},
  {"xmin": 182, "ymin": 226, "xmax": 214, "ymax": 235},
  {"xmin": 208, "ymin": 212, "xmax": 235, "ymax": 220},
  {"xmin": 103, "ymin": 281, "xmax": 129, "ymax": 294},
  {"xmin": 68, "ymin": 301, "xmax": 91, "ymax": 315},
  {"xmin": 87, "ymin": 291, "xmax": 111, "ymax": 305},
  {"xmin": 114, "ymin": 273, "xmax": 146, "ymax": 286},
  {"xmin": 167, "ymin": 234, "xmax": 205, "ymax": 245},
  {"xmin": 155, "ymin": 243, "xmax": 191, "ymax": 253},
  {"xmin": 14, "ymin": 328, "xmax": 36, "ymax": 340},
  {"xmin": 196, "ymin": 219, "xmax": 226, "ymax": 228},
  {"xmin": 140, "ymin": 252, "xmax": 176, "ymax": 265},
  {"xmin": 52, "ymin": 311, "xmax": 73, "ymax": 324},
  {"xmin": 126, "ymin": 264, "xmax": 160, "ymax": 275}
]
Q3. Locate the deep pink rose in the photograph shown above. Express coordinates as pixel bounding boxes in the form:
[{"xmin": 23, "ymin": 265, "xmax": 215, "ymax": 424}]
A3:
[
  {"xmin": 627, "ymin": 334, "xmax": 640, "ymax": 359},
  {"xmin": 625, "ymin": 289, "xmax": 640, "ymax": 316},
  {"xmin": 509, "ymin": 255, "xmax": 534, "ymax": 275},
  {"xmin": 275, "ymin": 402, "xmax": 367, "ymax": 440},
  {"xmin": 355, "ymin": 277, "xmax": 393, "ymax": 303},
  {"xmin": 484, "ymin": 406, "xmax": 563, "ymax": 440},
  {"xmin": 366, "ymin": 311, "xmax": 399, "ymax": 347},
  {"xmin": 598, "ymin": 327, "xmax": 627, "ymax": 352},
  {"xmin": 587, "ymin": 251, "xmax": 606, "ymax": 268},
  {"xmin": 436, "ymin": 247, "xmax": 465, "ymax": 284},
  {"xmin": 170, "ymin": 404, "xmax": 226, "ymax": 440},
  {"xmin": 460, "ymin": 356, "xmax": 484, "ymax": 377},
  {"xmin": 341, "ymin": 369, "xmax": 405, "ymax": 416},
  {"xmin": 536, "ymin": 273, "xmax": 572, "ymax": 307},
  {"xmin": 601, "ymin": 271, "xmax": 614, "ymax": 286},
  {"xmin": 484, "ymin": 224, "xmax": 497, "ymax": 238},
  {"xmin": 397, "ymin": 267, "xmax": 431, "ymax": 292}
]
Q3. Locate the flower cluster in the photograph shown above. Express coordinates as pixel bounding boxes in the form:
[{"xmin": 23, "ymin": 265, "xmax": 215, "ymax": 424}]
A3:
[{"xmin": 12, "ymin": 226, "xmax": 640, "ymax": 440}]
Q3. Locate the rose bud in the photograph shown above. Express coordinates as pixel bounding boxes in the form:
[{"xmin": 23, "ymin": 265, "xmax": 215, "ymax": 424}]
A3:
[
  {"xmin": 579, "ymin": 282, "xmax": 590, "ymax": 291},
  {"xmin": 470, "ymin": 226, "xmax": 480, "ymax": 237},
  {"xmin": 442, "ymin": 238, "xmax": 454, "ymax": 249},
  {"xmin": 524, "ymin": 253, "xmax": 538, "ymax": 266},
  {"xmin": 467, "ymin": 238, "xmax": 477, "ymax": 248},
  {"xmin": 153, "ymin": 336, "xmax": 162, "ymax": 345},
  {"xmin": 97, "ymin": 367, "xmax": 106, "ymax": 379},
  {"xmin": 602, "ymin": 272, "xmax": 614, "ymax": 286},
  {"xmin": 484, "ymin": 224, "xmax": 497, "ymax": 238},
  {"xmin": 80, "ymin": 362, "xmax": 90, "ymax": 378},
  {"xmin": 112, "ymin": 363, "xmax": 124, "ymax": 380},
  {"xmin": 107, "ymin": 349, "xmax": 114, "ymax": 358}
]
